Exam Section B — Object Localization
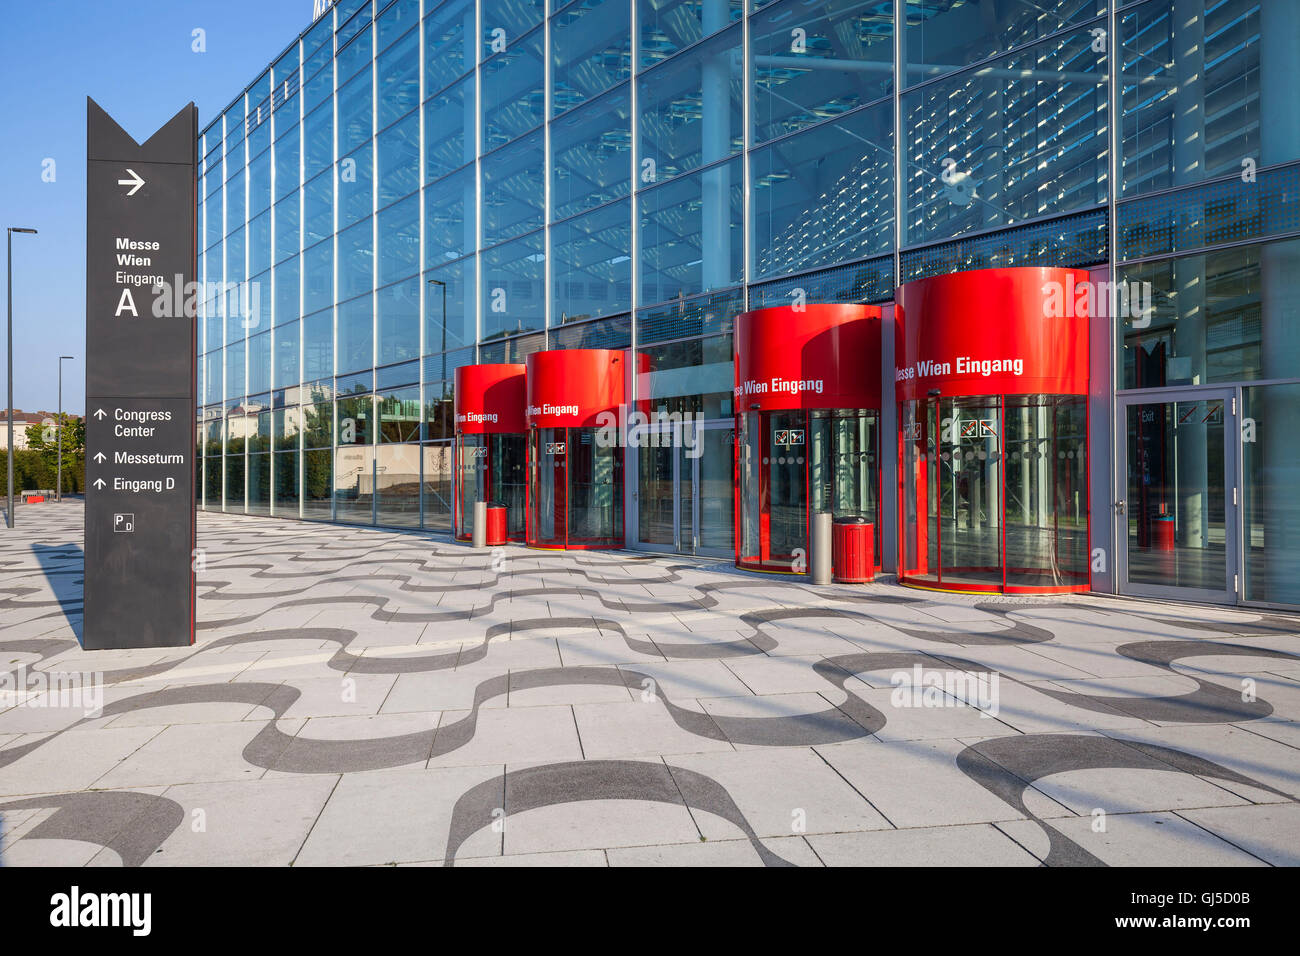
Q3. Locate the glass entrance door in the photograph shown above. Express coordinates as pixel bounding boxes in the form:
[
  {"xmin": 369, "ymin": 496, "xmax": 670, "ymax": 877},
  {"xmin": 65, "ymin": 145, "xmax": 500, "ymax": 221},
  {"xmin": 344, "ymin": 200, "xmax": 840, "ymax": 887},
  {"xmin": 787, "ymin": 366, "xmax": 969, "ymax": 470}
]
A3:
[
  {"xmin": 1118, "ymin": 389, "xmax": 1240, "ymax": 602},
  {"xmin": 635, "ymin": 420, "xmax": 734, "ymax": 556}
]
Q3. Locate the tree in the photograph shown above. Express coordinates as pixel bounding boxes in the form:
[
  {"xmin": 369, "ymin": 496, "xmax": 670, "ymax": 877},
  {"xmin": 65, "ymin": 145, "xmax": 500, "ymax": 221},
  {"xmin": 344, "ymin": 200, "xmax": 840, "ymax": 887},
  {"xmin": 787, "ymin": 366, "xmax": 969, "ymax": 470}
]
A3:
[{"xmin": 23, "ymin": 414, "xmax": 85, "ymax": 494}]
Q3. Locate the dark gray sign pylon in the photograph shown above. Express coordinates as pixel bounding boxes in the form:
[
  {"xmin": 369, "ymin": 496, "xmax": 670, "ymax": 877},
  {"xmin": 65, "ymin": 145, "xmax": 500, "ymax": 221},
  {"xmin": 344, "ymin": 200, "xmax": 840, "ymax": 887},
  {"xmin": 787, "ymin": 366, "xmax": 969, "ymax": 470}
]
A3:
[{"xmin": 83, "ymin": 98, "xmax": 197, "ymax": 649}]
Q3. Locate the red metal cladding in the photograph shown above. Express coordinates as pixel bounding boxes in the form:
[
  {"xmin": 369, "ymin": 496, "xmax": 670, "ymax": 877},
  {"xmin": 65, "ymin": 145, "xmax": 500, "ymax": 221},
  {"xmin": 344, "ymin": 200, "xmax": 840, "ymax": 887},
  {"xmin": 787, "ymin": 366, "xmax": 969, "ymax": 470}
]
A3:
[
  {"xmin": 894, "ymin": 267, "xmax": 1090, "ymax": 401},
  {"xmin": 526, "ymin": 349, "xmax": 627, "ymax": 428},
  {"xmin": 454, "ymin": 364, "xmax": 527, "ymax": 434},
  {"xmin": 734, "ymin": 304, "xmax": 884, "ymax": 412}
]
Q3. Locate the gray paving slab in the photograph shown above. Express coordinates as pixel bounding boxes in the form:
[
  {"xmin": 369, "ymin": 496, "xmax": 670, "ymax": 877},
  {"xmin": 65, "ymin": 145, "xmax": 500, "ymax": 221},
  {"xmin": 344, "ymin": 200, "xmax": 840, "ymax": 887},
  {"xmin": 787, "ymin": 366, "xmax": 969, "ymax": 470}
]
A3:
[{"xmin": 2, "ymin": 501, "xmax": 1298, "ymax": 866}]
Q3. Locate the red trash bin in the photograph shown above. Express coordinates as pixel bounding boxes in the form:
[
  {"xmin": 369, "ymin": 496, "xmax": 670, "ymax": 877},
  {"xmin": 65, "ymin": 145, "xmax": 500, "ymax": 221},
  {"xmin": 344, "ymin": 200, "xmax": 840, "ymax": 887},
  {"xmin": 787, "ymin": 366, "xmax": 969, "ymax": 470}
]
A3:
[
  {"xmin": 485, "ymin": 504, "xmax": 507, "ymax": 547},
  {"xmin": 1152, "ymin": 515, "xmax": 1175, "ymax": 552},
  {"xmin": 832, "ymin": 518, "xmax": 874, "ymax": 583}
]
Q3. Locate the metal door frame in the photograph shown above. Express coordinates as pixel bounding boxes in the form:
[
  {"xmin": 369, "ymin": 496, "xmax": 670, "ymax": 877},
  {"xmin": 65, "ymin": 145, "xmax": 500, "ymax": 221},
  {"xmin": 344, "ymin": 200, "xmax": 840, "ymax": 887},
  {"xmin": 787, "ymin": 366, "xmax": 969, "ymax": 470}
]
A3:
[
  {"xmin": 1115, "ymin": 386, "xmax": 1241, "ymax": 604},
  {"xmin": 630, "ymin": 418, "xmax": 733, "ymax": 557}
]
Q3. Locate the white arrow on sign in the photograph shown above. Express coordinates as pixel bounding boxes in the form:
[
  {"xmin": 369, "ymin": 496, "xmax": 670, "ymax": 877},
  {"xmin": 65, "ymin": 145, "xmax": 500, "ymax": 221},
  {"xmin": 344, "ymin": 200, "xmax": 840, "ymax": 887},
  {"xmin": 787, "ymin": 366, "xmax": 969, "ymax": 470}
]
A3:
[
  {"xmin": 118, "ymin": 168, "xmax": 145, "ymax": 196},
  {"xmin": 93, "ymin": 478, "xmax": 106, "ymax": 489},
  {"xmin": 94, "ymin": 452, "xmax": 106, "ymax": 463},
  {"xmin": 94, "ymin": 408, "xmax": 106, "ymax": 419}
]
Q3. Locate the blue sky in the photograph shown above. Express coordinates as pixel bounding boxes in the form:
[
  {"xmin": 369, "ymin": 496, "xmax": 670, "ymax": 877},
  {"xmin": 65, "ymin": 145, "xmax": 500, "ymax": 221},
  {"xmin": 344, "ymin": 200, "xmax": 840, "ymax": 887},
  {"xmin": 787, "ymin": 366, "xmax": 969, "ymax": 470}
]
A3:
[{"xmin": 0, "ymin": 0, "xmax": 319, "ymax": 416}]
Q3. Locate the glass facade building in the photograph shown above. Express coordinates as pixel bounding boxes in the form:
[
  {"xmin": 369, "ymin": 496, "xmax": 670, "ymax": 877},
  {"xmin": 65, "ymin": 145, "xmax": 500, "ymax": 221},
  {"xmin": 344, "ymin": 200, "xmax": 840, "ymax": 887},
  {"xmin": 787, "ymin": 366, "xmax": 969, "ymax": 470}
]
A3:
[{"xmin": 197, "ymin": 0, "xmax": 1300, "ymax": 608}]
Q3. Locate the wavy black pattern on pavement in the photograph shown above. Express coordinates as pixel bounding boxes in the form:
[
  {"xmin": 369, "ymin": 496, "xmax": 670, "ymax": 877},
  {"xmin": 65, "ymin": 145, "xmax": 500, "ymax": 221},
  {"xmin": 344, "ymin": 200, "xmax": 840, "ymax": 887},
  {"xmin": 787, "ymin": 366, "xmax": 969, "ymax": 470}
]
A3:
[
  {"xmin": 442, "ymin": 759, "xmax": 797, "ymax": 866},
  {"xmin": 0, "ymin": 790, "xmax": 184, "ymax": 866},
  {"xmin": 955, "ymin": 733, "xmax": 1294, "ymax": 866},
  {"xmin": 1029, "ymin": 640, "xmax": 1300, "ymax": 723},
  {"xmin": 3, "ymin": 661, "xmax": 884, "ymax": 776}
]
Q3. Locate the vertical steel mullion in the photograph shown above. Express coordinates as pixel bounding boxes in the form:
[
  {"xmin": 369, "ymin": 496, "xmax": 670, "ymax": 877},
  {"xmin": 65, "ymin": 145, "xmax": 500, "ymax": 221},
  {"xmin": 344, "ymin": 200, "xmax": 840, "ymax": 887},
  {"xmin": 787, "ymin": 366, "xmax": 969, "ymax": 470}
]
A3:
[
  {"xmin": 371, "ymin": 9, "xmax": 380, "ymax": 527},
  {"xmin": 297, "ymin": 37, "xmax": 307, "ymax": 520},
  {"xmin": 628, "ymin": 0, "xmax": 640, "ymax": 548},
  {"xmin": 331, "ymin": 5, "xmax": 340, "ymax": 523},
  {"xmin": 741, "ymin": 1, "xmax": 751, "ymax": 312},
  {"xmin": 543, "ymin": 10, "xmax": 553, "ymax": 350},
  {"xmin": 892, "ymin": 0, "xmax": 903, "ymax": 286},
  {"xmin": 474, "ymin": 0, "xmax": 484, "ymax": 364},
  {"xmin": 418, "ymin": 0, "xmax": 427, "ymax": 530},
  {"xmin": 1108, "ymin": 0, "xmax": 1120, "ymax": 595}
]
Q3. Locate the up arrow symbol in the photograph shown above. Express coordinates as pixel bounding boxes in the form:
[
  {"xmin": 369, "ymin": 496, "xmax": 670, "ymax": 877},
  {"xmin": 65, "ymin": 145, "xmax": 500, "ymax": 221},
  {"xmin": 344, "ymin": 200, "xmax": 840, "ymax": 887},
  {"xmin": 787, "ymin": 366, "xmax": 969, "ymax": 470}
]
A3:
[
  {"xmin": 94, "ymin": 452, "xmax": 106, "ymax": 463},
  {"xmin": 94, "ymin": 409, "xmax": 107, "ymax": 419},
  {"xmin": 93, "ymin": 478, "xmax": 106, "ymax": 489}
]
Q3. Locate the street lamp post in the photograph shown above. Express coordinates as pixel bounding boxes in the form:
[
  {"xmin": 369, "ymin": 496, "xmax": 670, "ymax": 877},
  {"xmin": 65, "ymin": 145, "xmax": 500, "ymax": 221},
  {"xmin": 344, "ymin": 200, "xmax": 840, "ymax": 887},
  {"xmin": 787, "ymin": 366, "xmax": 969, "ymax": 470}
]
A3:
[
  {"xmin": 57, "ymin": 355, "xmax": 74, "ymax": 501},
  {"xmin": 6, "ymin": 226, "xmax": 38, "ymax": 529}
]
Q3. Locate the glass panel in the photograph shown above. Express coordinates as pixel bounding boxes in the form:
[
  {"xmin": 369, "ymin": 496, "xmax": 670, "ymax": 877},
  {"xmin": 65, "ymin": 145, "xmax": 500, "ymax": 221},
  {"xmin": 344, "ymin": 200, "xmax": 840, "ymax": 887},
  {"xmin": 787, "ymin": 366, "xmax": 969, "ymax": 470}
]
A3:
[
  {"xmin": 750, "ymin": 100, "xmax": 893, "ymax": 279},
  {"xmin": 274, "ymin": 121, "xmax": 300, "ymax": 201},
  {"xmin": 456, "ymin": 433, "xmax": 487, "ymax": 538},
  {"xmin": 904, "ymin": 0, "xmax": 1102, "ymax": 87},
  {"xmin": 377, "ymin": 277, "xmax": 420, "ymax": 365},
  {"xmin": 639, "ymin": 156, "xmax": 743, "ymax": 303},
  {"xmin": 552, "ymin": 0, "xmax": 632, "ymax": 115},
  {"xmin": 810, "ymin": 409, "xmax": 879, "ymax": 564},
  {"xmin": 424, "ymin": 75, "xmax": 475, "ymax": 183},
  {"xmin": 1118, "ymin": 238, "xmax": 1300, "ymax": 390},
  {"xmin": 425, "ymin": 166, "xmax": 477, "ymax": 265},
  {"xmin": 248, "ymin": 452, "xmax": 271, "ymax": 515},
  {"xmin": 274, "ymin": 194, "xmax": 299, "ymax": 264},
  {"xmin": 339, "ymin": 144, "xmax": 373, "ymax": 228},
  {"xmin": 377, "ymin": 111, "xmax": 420, "ymax": 205},
  {"xmin": 338, "ymin": 217, "xmax": 374, "ymax": 301},
  {"xmin": 638, "ymin": 0, "xmax": 742, "ymax": 70},
  {"xmin": 337, "ymin": 294, "xmax": 374, "ymax": 373},
  {"xmin": 938, "ymin": 397, "xmax": 1002, "ymax": 588},
  {"xmin": 481, "ymin": 26, "xmax": 545, "ymax": 150},
  {"xmin": 482, "ymin": 232, "xmax": 545, "ymax": 339},
  {"xmin": 531, "ymin": 427, "xmax": 567, "ymax": 545},
  {"xmin": 1004, "ymin": 396, "xmax": 1088, "ymax": 589},
  {"xmin": 274, "ymin": 321, "xmax": 300, "ymax": 392},
  {"xmin": 303, "ymin": 448, "xmax": 335, "ymax": 520},
  {"xmin": 378, "ymin": 193, "xmax": 420, "ymax": 285},
  {"xmin": 335, "ymin": 444, "xmax": 376, "ymax": 524},
  {"xmin": 482, "ymin": 130, "xmax": 545, "ymax": 245},
  {"xmin": 304, "ymin": 240, "xmax": 334, "ymax": 315},
  {"xmin": 422, "ymin": 441, "xmax": 455, "ymax": 531},
  {"xmin": 637, "ymin": 24, "xmax": 742, "ymax": 182},
  {"xmin": 1126, "ymin": 398, "xmax": 1228, "ymax": 592},
  {"xmin": 482, "ymin": 0, "xmax": 544, "ymax": 43},
  {"xmin": 425, "ymin": 258, "xmax": 477, "ymax": 352},
  {"xmin": 1119, "ymin": 0, "xmax": 1280, "ymax": 198},
  {"xmin": 750, "ymin": 0, "xmax": 892, "ymax": 144},
  {"xmin": 697, "ymin": 424, "xmax": 734, "ymax": 552},
  {"xmin": 273, "ymin": 450, "xmax": 300, "ymax": 516},
  {"xmin": 492, "ymin": 433, "xmax": 527, "ymax": 537},
  {"xmin": 338, "ymin": 69, "xmax": 373, "ymax": 154},
  {"xmin": 638, "ymin": 438, "xmax": 675, "ymax": 547},
  {"xmin": 551, "ymin": 85, "xmax": 632, "ymax": 221},
  {"xmin": 378, "ymin": 385, "xmax": 421, "ymax": 442},
  {"xmin": 376, "ymin": 25, "xmax": 419, "ymax": 128},
  {"xmin": 636, "ymin": 334, "xmax": 733, "ymax": 418},
  {"xmin": 303, "ymin": 170, "xmax": 333, "ymax": 246},
  {"xmin": 376, "ymin": 442, "xmax": 422, "ymax": 526},
  {"xmin": 902, "ymin": 31, "xmax": 1107, "ymax": 247},
  {"xmin": 550, "ymin": 200, "xmax": 632, "ymax": 322},
  {"xmin": 1242, "ymin": 383, "xmax": 1300, "ymax": 606},
  {"xmin": 424, "ymin": 0, "xmax": 475, "ymax": 94}
]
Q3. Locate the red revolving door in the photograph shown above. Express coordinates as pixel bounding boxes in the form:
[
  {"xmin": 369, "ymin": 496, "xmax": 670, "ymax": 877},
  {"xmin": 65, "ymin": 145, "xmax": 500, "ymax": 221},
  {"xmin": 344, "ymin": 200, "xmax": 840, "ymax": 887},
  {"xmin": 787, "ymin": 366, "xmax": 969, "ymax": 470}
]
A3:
[
  {"xmin": 526, "ymin": 349, "xmax": 625, "ymax": 549},
  {"xmin": 454, "ymin": 364, "xmax": 527, "ymax": 542},
  {"xmin": 896, "ymin": 267, "xmax": 1090, "ymax": 593},
  {"xmin": 734, "ymin": 304, "xmax": 883, "ymax": 574}
]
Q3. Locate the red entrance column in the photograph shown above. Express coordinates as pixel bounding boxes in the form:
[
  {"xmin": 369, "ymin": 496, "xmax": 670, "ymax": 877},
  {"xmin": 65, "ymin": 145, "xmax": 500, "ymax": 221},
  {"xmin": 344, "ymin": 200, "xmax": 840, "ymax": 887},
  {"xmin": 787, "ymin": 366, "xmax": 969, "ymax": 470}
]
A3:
[
  {"xmin": 525, "ymin": 349, "xmax": 627, "ymax": 550},
  {"xmin": 733, "ymin": 304, "xmax": 884, "ymax": 576}
]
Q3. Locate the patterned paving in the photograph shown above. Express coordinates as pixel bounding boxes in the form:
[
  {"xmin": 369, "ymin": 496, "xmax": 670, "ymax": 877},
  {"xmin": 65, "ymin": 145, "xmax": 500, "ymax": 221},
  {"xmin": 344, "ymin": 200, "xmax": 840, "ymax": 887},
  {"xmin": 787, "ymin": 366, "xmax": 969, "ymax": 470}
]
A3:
[{"xmin": 2, "ymin": 500, "xmax": 1299, "ymax": 866}]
